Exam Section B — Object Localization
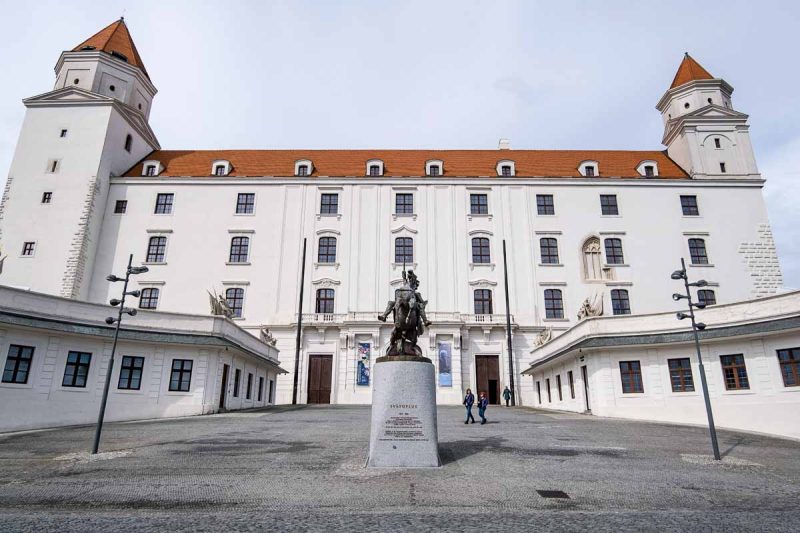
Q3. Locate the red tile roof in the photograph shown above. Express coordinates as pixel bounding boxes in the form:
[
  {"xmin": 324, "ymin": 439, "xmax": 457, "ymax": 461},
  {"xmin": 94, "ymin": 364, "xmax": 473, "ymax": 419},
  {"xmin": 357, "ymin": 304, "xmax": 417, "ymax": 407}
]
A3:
[
  {"xmin": 670, "ymin": 53, "xmax": 714, "ymax": 89},
  {"xmin": 124, "ymin": 149, "xmax": 689, "ymax": 179},
  {"xmin": 72, "ymin": 18, "xmax": 149, "ymax": 79}
]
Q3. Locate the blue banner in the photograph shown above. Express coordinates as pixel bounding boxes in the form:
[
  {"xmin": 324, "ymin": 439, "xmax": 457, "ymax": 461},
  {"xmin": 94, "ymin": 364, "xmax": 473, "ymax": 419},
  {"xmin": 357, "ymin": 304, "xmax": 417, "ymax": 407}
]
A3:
[
  {"xmin": 438, "ymin": 341, "xmax": 452, "ymax": 387},
  {"xmin": 357, "ymin": 342, "xmax": 370, "ymax": 386}
]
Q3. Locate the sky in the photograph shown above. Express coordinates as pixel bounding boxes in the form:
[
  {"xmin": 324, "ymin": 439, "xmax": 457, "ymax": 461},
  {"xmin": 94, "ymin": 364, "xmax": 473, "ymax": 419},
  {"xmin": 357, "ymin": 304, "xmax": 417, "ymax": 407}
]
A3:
[{"xmin": 0, "ymin": 0, "xmax": 798, "ymax": 286}]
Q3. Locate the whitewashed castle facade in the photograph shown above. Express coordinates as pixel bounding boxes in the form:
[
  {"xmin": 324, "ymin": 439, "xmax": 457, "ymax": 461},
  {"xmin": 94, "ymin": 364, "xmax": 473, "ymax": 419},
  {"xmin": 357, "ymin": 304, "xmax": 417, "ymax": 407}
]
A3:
[{"xmin": 0, "ymin": 20, "xmax": 785, "ymax": 407}]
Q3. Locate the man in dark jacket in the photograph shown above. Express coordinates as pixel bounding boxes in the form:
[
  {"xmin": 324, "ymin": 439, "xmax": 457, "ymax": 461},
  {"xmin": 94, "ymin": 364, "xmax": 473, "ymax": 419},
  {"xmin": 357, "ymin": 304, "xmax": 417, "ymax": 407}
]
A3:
[
  {"xmin": 478, "ymin": 391, "xmax": 489, "ymax": 424},
  {"xmin": 502, "ymin": 386, "xmax": 512, "ymax": 407},
  {"xmin": 463, "ymin": 389, "xmax": 475, "ymax": 424}
]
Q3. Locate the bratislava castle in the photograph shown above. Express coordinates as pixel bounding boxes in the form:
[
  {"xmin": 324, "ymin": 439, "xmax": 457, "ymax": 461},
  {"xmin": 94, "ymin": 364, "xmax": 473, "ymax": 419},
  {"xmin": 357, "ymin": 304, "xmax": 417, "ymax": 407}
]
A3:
[{"xmin": 0, "ymin": 20, "xmax": 784, "ymax": 406}]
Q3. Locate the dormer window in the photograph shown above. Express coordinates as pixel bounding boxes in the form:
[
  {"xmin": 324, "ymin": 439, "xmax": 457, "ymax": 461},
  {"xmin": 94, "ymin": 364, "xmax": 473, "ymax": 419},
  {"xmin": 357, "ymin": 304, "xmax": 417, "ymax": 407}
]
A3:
[
  {"xmin": 294, "ymin": 160, "xmax": 313, "ymax": 177},
  {"xmin": 366, "ymin": 159, "xmax": 384, "ymax": 176},
  {"xmin": 496, "ymin": 160, "xmax": 515, "ymax": 176},
  {"xmin": 636, "ymin": 160, "xmax": 659, "ymax": 177},
  {"xmin": 211, "ymin": 160, "xmax": 232, "ymax": 176},
  {"xmin": 141, "ymin": 160, "xmax": 163, "ymax": 177},
  {"xmin": 110, "ymin": 51, "xmax": 129, "ymax": 63},
  {"xmin": 579, "ymin": 160, "xmax": 600, "ymax": 177},
  {"xmin": 426, "ymin": 160, "xmax": 443, "ymax": 176}
]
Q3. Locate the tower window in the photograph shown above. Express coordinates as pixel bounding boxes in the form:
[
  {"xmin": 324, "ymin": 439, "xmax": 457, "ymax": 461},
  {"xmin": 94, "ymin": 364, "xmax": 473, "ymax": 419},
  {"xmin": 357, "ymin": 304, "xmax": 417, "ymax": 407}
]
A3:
[
  {"xmin": 707, "ymin": 98, "xmax": 713, "ymax": 104},
  {"xmin": 60, "ymin": 129, "xmax": 68, "ymax": 138},
  {"xmin": 714, "ymin": 138, "xmax": 721, "ymax": 149},
  {"xmin": 684, "ymin": 102, "xmax": 690, "ymax": 109},
  {"xmin": 138, "ymin": 103, "xmax": 142, "ymax": 110},
  {"xmin": 109, "ymin": 85, "xmax": 116, "ymax": 92},
  {"xmin": 110, "ymin": 51, "xmax": 129, "ymax": 62},
  {"xmin": 73, "ymin": 78, "xmax": 80, "ymax": 84},
  {"xmin": 41, "ymin": 192, "xmax": 52, "ymax": 204},
  {"xmin": 611, "ymin": 289, "xmax": 631, "ymax": 315},
  {"xmin": 124, "ymin": 134, "xmax": 133, "ymax": 153},
  {"xmin": 21, "ymin": 242, "xmax": 35, "ymax": 256},
  {"xmin": 47, "ymin": 160, "xmax": 59, "ymax": 173},
  {"xmin": 225, "ymin": 288, "xmax": 245, "ymax": 318},
  {"xmin": 644, "ymin": 165, "xmax": 654, "ymax": 177},
  {"xmin": 114, "ymin": 200, "xmax": 127, "ymax": 214},
  {"xmin": 719, "ymin": 162, "xmax": 727, "ymax": 173}
]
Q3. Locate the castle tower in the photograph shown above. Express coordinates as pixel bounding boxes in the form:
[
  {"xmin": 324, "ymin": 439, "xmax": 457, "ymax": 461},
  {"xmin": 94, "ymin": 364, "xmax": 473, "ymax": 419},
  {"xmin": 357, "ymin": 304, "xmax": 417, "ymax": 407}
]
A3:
[
  {"xmin": 656, "ymin": 53, "xmax": 760, "ymax": 180},
  {"xmin": 0, "ymin": 19, "xmax": 159, "ymax": 299}
]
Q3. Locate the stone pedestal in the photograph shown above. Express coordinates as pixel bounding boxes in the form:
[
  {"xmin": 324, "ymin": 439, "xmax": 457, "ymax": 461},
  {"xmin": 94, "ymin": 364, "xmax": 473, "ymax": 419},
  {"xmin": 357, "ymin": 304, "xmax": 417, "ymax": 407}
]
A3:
[{"xmin": 367, "ymin": 356, "xmax": 440, "ymax": 468}]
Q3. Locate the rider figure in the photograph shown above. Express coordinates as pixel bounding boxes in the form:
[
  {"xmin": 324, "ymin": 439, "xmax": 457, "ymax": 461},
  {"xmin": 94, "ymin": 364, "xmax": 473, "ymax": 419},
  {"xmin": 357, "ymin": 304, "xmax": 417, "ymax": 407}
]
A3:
[{"xmin": 377, "ymin": 270, "xmax": 431, "ymax": 329}]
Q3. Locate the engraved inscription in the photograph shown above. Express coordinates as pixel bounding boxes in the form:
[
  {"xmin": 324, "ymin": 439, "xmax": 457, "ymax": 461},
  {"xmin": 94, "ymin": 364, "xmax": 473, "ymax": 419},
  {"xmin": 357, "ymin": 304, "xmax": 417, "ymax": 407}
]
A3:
[{"xmin": 379, "ymin": 406, "xmax": 429, "ymax": 442}]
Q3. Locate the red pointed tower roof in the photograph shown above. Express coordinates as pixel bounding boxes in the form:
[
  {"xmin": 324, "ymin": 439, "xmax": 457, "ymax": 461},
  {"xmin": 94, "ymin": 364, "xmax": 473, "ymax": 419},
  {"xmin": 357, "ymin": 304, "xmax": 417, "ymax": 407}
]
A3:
[
  {"xmin": 670, "ymin": 53, "xmax": 714, "ymax": 89},
  {"xmin": 72, "ymin": 18, "xmax": 149, "ymax": 79}
]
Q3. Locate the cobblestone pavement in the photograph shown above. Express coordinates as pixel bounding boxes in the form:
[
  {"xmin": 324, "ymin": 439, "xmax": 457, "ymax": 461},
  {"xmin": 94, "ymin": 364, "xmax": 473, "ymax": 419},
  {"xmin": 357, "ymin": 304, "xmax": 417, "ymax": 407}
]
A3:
[{"xmin": 1, "ymin": 405, "xmax": 799, "ymax": 532}]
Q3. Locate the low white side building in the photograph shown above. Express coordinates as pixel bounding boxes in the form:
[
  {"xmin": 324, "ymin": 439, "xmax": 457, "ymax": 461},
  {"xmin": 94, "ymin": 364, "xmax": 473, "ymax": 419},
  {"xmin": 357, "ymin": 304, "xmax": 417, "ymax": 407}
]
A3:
[
  {"xmin": 0, "ymin": 285, "xmax": 286, "ymax": 432},
  {"xmin": 522, "ymin": 291, "xmax": 800, "ymax": 440}
]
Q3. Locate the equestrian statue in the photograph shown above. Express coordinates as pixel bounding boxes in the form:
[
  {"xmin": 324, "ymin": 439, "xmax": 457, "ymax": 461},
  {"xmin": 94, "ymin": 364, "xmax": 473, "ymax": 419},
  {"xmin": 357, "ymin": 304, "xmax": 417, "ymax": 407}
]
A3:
[{"xmin": 377, "ymin": 269, "xmax": 431, "ymax": 357}]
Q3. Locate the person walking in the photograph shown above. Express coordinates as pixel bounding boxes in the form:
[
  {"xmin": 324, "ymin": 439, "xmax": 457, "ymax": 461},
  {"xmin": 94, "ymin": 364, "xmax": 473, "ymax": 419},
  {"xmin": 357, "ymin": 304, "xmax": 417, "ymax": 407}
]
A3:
[
  {"xmin": 502, "ymin": 386, "xmax": 512, "ymax": 407},
  {"xmin": 463, "ymin": 388, "xmax": 476, "ymax": 424},
  {"xmin": 478, "ymin": 391, "xmax": 489, "ymax": 424}
]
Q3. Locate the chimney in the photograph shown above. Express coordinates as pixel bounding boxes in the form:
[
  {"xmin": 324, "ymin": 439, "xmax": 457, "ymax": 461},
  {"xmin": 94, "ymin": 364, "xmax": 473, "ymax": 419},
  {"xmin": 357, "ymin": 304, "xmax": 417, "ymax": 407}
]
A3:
[{"xmin": 498, "ymin": 138, "xmax": 511, "ymax": 150}]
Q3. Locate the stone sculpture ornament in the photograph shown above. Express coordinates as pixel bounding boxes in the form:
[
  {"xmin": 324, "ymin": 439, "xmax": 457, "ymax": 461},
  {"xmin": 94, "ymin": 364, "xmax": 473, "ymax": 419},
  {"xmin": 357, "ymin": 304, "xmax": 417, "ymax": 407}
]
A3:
[
  {"xmin": 577, "ymin": 291, "xmax": 604, "ymax": 320},
  {"xmin": 534, "ymin": 326, "xmax": 552, "ymax": 347},
  {"xmin": 377, "ymin": 269, "xmax": 431, "ymax": 357},
  {"xmin": 207, "ymin": 289, "xmax": 234, "ymax": 319},
  {"xmin": 259, "ymin": 326, "xmax": 277, "ymax": 346}
]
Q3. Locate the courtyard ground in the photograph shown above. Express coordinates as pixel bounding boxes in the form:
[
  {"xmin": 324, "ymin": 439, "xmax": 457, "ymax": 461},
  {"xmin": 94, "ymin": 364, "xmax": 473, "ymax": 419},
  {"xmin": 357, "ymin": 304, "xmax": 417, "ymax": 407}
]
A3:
[{"xmin": 0, "ymin": 405, "xmax": 798, "ymax": 532}]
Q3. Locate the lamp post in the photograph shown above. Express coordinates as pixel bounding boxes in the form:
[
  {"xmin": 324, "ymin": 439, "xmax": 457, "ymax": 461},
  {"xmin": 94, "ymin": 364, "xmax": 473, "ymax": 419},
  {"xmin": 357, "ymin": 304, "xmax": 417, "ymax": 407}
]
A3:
[
  {"xmin": 91, "ymin": 253, "xmax": 148, "ymax": 454},
  {"xmin": 671, "ymin": 257, "xmax": 721, "ymax": 461}
]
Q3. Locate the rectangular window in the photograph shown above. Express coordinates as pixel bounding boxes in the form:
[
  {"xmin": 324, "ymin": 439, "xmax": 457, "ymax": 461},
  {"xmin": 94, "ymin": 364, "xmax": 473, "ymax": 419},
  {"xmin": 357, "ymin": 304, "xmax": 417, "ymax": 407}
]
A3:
[
  {"xmin": 369, "ymin": 165, "xmax": 381, "ymax": 176},
  {"xmin": 258, "ymin": 376, "xmax": 264, "ymax": 401},
  {"xmin": 114, "ymin": 200, "xmax": 127, "ymax": 214},
  {"xmin": 169, "ymin": 359, "xmax": 193, "ymax": 392},
  {"xmin": 154, "ymin": 193, "xmax": 174, "ymax": 214},
  {"xmin": 246, "ymin": 373, "xmax": 253, "ymax": 400},
  {"xmin": 680, "ymin": 195, "xmax": 699, "ymax": 216},
  {"xmin": 546, "ymin": 378, "xmax": 552, "ymax": 402},
  {"xmin": 316, "ymin": 288, "xmax": 335, "ymax": 313},
  {"xmin": 21, "ymin": 242, "xmax": 35, "ymax": 256},
  {"xmin": 48, "ymin": 160, "xmax": 59, "ymax": 173},
  {"xmin": 501, "ymin": 165, "xmax": 512, "ymax": 176},
  {"xmin": 320, "ymin": 193, "xmax": 338, "ymax": 214},
  {"xmin": 2, "ymin": 344, "xmax": 34, "ymax": 384},
  {"xmin": 428, "ymin": 165, "xmax": 440, "ymax": 176},
  {"xmin": 539, "ymin": 238, "xmax": 559, "ymax": 264},
  {"xmin": 215, "ymin": 165, "xmax": 226, "ymax": 176},
  {"xmin": 567, "ymin": 370, "xmax": 575, "ymax": 399},
  {"xmin": 688, "ymin": 238, "xmax": 709, "ymax": 265},
  {"xmin": 236, "ymin": 193, "xmax": 255, "ymax": 214},
  {"xmin": 644, "ymin": 165, "xmax": 654, "ymax": 177},
  {"xmin": 41, "ymin": 192, "xmax": 52, "ymax": 204},
  {"xmin": 395, "ymin": 237, "xmax": 413, "ymax": 263},
  {"xmin": 600, "ymin": 194, "xmax": 619, "ymax": 215},
  {"xmin": 118, "ymin": 356, "xmax": 144, "ymax": 390},
  {"xmin": 145, "ymin": 165, "xmax": 157, "ymax": 176},
  {"xmin": 474, "ymin": 289, "xmax": 493, "ymax": 315},
  {"xmin": 556, "ymin": 374, "xmax": 563, "ymax": 401},
  {"xmin": 229, "ymin": 236, "xmax": 250, "ymax": 263},
  {"xmin": 60, "ymin": 129, "xmax": 68, "ymax": 138},
  {"xmin": 225, "ymin": 288, "xmax": 245, "ymax": 318},
  {"xmin": 536, "ymin": 194, "xmax": 555, "ymax": 215},
  {"xmin": 777, "ymin": 348, "xmax": 800, "ymax": 387},
  {"xmin": 471, "ymin": 237, "xmax": 491, "ymax": 263},
  {"xmin": 146, "ymin": 236, "xmax": 167, "ymax": 263},
  {"xmin": 604, "ymin": 238, "xmax": 624, "ymax": 264},
  {"xmin": 697, "ymin": 289, "xmax": 716, "ymax": 306},
  {"xmin": 318, "ymin": 237, "xmax": 337, "ymax": 263},
  {"xmin": 297, "ymin": 165, "xmax": 309, "ymax": 176},
  {"xmin": 395, "ymin": 193, "xmax": 413, "ymax": 214},
  {"xmin": 668, "ymin": 358, "xmax": 695, "ymax": 392},
  {"xmin": 619, "ymin": 360, "xmax": 643, "ymax": 393},
  {"xmin": 536, "ymin": 381, "xmax": 541, "ymax": 403},
  {"xmin": 268, "ymin": 379, "xmax": 274, "ymax": 403},
  {"xmin": 138, "ymin": 287, "xmax": 160, "ymax": 309},
  {"xmin": 611, "ymin": 289, "xmax": 631, "ymax": 315},
  {"xmin": 544, "ymin": 289, "xmax": 564, "ymax": 319},
  {"xmin": 470, "ymin": 193, "xmax": 488, "ymax": 215},
  {"xmin": 585, "ymin": 166, "xmax": 595, "ymax": 177},
  {"xmin": 714, "ymin": 138, "xmax": 721, "ymax": 149},
  {"xmin": 719, "ymin": 162, "xmax": 727, "ymax": 173},
  {"xmin": 720, "ymin": 354, "xmax": 749, "ymax": 390},
  {"xmin": 62, "ymin": 351, "xmax": 91, "ymax": 388},
  {"xmin": 233, "ymin": 368, "xmax": 241, "ymax": 397}
]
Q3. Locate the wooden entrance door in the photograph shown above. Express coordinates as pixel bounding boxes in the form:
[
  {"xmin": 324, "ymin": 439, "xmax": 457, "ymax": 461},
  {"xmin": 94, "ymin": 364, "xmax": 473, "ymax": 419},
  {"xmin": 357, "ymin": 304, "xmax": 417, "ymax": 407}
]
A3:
[
  {"xmin": 475, "ymin": 355, "xmax": 501, "ymax": 405},
  {"xmin": 307, "ymin": 354, "xmax": 333, "ymax": 404},
  {"xmin": 219, "ymin": 364, "xmax": 230, "ymax": 409}
]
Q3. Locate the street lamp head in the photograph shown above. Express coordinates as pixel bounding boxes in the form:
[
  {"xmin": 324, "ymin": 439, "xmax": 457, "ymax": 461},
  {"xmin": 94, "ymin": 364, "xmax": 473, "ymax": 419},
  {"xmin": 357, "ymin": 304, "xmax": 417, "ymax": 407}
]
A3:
[
  {"xmin": 671, "ymin": 270, "xmax": 686, "ymax": 280},
  {"xmin": 125, "ymin": 290, "xmax": 141, "ymax": 298},
  {"xmin": 694, "ymin": 302, "xmax": 707, "ymax": 310},
  {"xmin": 672, "ymin": 293, "xmax": 686, "ymax": 301},
  {"xmin": 105, "ymin": 317, "xmax": 116, "ymax": 325},
  {"xmin": 676, "ymin": 312, "xmax": 690, "ymax": 320},
  {"xmin": 689, "ymin": 280, "xmax": 709, "ymax": 288},
  {"xmin": 696, "ymin": 322, "xmax": 707, "ymax": 330},
  {"xmin": 109, "ymin": 298, "xmax": 121, "ymax": 306},
  {"xmin": 129, "ymin": 266, "xmax": 149, "ymax": 275},
  {"xmin": 124, "ymin": 308, "xmax": 137, "ymax": 316},
  {"xmin": 106, "ymin": 274, "xmax": 122, "ymax": 282}
]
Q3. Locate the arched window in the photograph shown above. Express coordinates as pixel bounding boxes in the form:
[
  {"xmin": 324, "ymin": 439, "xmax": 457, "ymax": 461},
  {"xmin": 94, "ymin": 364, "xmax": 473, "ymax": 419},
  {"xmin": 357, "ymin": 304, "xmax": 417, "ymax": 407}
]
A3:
[
  {"xmin": 318, "ymin": 237, "xmax": 337, "ymax": 263},
  {"xmin": 604, "ymin": 238, "xmax": 624, "ymax": 264},
  {"xmin": 138, "ymin": 287, "xmax": 160, "ymax": 309},
  {"xmin": 315, "ymin": 288, "xmax": 335, "ymax": 313},
  {"xmin": 395, "ymin": 237, "xmax": 413, "ymax": 263},
  {"xmin": 474, "ymin": 289, "xmax": 493, "ymax": 315},
  {"xmin": 124, "ymin": 134, "xmax": 133, "ymax": 153},
  {"xmin": 229, "ymin": 236, "xmax": 250, "ymax": 263},
  {"xmin": 610, "ymin": 289, "xmax": 631, "ymax": 315},
  {"xmin": 544, "ymin": 289, "xmax": 564, "ymax": 319},
  {"xmin": 225, "ymin": 288, "xmax": 245, "ymax": 318},
  {"xmin": 582, "ymin": 237, "xmax": 602, "ymax": 280},
  {"xmin": 471, "ymin": 237, "xmax": 490, "ymax": 263},
  {"xmin": 146, "ymin": 236, "xmax": 167, "ymax": 263}
]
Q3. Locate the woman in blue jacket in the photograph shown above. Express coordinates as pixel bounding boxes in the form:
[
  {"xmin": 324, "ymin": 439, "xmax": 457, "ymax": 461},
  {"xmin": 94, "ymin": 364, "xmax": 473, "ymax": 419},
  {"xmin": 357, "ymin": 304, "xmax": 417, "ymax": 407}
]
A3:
[
  {"xmin": 478, "ymin": 391, "xmax": 489, "ymax": 425},
  {"xmin": 463, "ymin": 388, "xmax": 475, "ymax": 424}
]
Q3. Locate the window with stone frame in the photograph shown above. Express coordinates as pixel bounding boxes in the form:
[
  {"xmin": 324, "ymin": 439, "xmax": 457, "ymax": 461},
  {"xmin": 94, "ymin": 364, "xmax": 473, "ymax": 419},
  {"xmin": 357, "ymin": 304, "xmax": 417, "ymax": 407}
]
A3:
[
  {"xmin": 536, "ymin": 194, "xmax": 555, "ymax": 215},
  {"xmin": 146, "ymin": 236, "xmax": 167, "ymax": 263},
  {"xmin": 229, "ymin": 236, "xmax": 250, "ymax": 263},
  {"xmin": 720, "ymin": 354, "xmax": 749, "ymax": 390},
  {"xmin": 297, "ymin": 164, "xmax": 309, "ymax": 176},
  {"xmin": 169, "ymin": 359, "xmax": 193, "ymax": 392},
  {"xmin": 369, "ymin": 165, "xmax": 381, "ymax": 176},
  {"xmin": 470, "ymin": 193, "xmax": 488, "ymax": 215},
  {"xmin": 236, "ymin": 193, "xmax": 255, "ymax": 214},
  {"xmin": 395, "ymin": 237, "xmax": 413, "ymax": 264},
  {"xmin": 154, "ymin": 193, "xmax": 173, "ymax": 214},
  {"xmin": 395, "ymin": 193, "xmax": 414, "ymax": 214},
  {"xmin": 604, "ymin": 238, "xmax": 625, "ymax": 264},
  {"xmin": 619, "ymin": 360, "xmax": 643, "ymax": 393},
  {"xmin": 320, "ymin": 193, "xmax": 338, "ymax": 214},
  {"xmin": 600, "ymin": 194, "xmax": 619, "ymax": 215},
  {"xmin": 501, "ymin": 165, "xmax": 512, "ymax": 176},
  {"xmin": 680, "ymin": 195, "xmax": 699, "ymax": 216},
  {"xmin": 688, "ymin": 238, "xmax": 709, "ymax": 265},
  {"xmin": 315, "ymin": 288, "xmax": 335, "ymax": 314},
  {"xmin": 544, "ymin": 289, "xmax": 564, "ymax": 319},
  {"xmin": 668, "ymin": 358, "xmax": 695, "ymax": 392},
  {"xmin": 471, "ymin": 237, "xmax": 491, "ymax": 263},
  {"xmin": 225, "ymin": 288, "xmax": 245, "ymax": 318},
  {"xmin": 473, "ymin": 289, "xmax": 493, "ymax": 315},
  {"xmin": 539, "ymin": 237, "xmax": 559, "ymax": 264},
  {"xmin": 138, "ymin": 287, "xmax": 160, "ymax": 309},
  {"xmin": 62, "ymin": 351, "xmax": 91, "ymax": 388},
  {"xmin": 2, "ymin": 345, "xmax": 34, "ymax": 384},
  {"xmin": 118, "ymin": 356, "xmax": 144, "ymax": 390},
  {"xmin": 777, "ymin": 348, "xmax": 800, "ymax": 387},
  {"xmin": 318, "ymin": 236, "xmax": 337, "ymax": 263},
  {"xmin": 610, "ymin": 289, "xmax": 631, "ymax": 315}
]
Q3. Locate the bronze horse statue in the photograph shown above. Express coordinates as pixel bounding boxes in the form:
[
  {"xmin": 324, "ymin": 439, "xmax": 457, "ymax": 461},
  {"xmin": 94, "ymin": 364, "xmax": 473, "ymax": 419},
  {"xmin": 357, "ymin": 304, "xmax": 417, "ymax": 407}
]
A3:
[{"xmin": 377, "ymin": 270, "xmax": 430, "ymax": 357}]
